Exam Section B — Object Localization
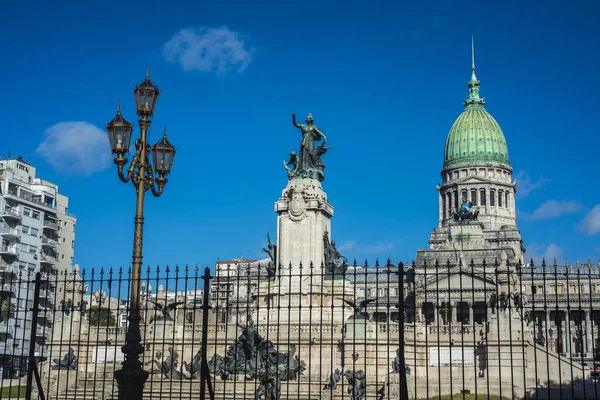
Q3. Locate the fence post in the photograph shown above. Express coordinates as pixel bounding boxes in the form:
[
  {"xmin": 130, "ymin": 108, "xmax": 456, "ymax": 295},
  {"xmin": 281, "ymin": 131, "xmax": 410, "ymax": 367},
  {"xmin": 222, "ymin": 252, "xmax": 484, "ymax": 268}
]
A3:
[
  {"xmin": 398, "ymin": 263, "xmax": 409, "ymax": 400},
  {"xmin": 200, "ymin": 267, "xmax": 214, "ymax": 400},
  {"xmin": 25, "ymin": 272, "xmax": 42, "ymax": 400}
]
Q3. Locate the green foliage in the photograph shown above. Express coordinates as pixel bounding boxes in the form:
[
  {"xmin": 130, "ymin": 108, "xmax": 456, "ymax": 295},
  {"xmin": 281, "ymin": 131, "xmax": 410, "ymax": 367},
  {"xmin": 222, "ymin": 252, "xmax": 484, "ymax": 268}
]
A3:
[
  {"xmin": 88, "ymin": 306, "xmax": 117, "ymax": 327},
  {"xmin": 0, "ymin": 297, "xmax": 16, "ymax": 313}
]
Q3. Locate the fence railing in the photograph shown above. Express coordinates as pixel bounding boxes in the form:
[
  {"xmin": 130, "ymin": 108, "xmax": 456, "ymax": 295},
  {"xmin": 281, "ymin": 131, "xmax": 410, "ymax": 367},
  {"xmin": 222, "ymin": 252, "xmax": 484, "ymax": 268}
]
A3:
[{"xmin": 1, "ymin": 260, "xmax": 600, "ymax": 399}]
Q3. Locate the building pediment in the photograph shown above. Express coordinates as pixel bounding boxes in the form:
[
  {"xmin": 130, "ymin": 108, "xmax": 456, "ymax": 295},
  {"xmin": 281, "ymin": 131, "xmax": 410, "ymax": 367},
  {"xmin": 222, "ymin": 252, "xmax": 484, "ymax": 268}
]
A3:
[
  {"xmin": 424, "ymin": 267, "xmax": 496, "ymax": 290},
  {"xmin": 456, "ymin": 176, "xmax": 489, "ymax": 185}
]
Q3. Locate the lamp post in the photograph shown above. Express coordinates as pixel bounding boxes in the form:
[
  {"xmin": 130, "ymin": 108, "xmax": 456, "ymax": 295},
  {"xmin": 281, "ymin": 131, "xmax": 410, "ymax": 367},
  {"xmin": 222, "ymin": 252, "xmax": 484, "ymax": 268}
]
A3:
[{"xmin": 106, "ymin": 69, "xmax": 176, "ymax": 400}]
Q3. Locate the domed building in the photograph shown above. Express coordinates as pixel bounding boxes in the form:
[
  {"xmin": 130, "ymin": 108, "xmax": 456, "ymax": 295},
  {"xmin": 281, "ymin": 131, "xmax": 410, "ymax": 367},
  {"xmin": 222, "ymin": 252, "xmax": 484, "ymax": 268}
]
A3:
[{"xmin": 416, "ymin": 57, "xmax": 525, "ymax": 266}]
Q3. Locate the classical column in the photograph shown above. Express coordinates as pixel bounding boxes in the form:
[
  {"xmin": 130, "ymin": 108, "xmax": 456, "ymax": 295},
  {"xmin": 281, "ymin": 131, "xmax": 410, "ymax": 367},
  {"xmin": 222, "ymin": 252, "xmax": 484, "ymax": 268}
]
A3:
[
  {"xmin": 564, "ymin": 311, "xmax": 570, "ymax": 355},
  {"xmin": 469, "ymin": 302, "xmax": 474, "ymax": 325},
  {"xmin": 545, "ymin": 312, "xmax": 551, "ymax": 348},
  {"xmin": 452, "ymin": 304, "xmax": 458, "ymax": 325},
  {"xmin": 438, "ymin": 192, "xmax": 443, "ymax": 226},
  {"xmin": 585, "ymin": 310, "xmax": 593, "ymax": 356}
]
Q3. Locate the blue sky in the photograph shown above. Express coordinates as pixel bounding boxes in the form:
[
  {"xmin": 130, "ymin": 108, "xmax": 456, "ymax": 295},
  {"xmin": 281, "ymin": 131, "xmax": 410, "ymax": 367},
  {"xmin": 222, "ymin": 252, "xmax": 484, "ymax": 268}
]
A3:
[{"xmin": 1, "ymin": 0, "xmax": 599, "ymax": 271}]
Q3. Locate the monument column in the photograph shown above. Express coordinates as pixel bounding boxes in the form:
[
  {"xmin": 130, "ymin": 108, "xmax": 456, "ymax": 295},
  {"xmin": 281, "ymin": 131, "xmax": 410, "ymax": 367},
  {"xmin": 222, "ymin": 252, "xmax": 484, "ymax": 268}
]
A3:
[
  {"xmin": 545, "ymin": 311, "xmax": 551, "ymax": 347},
  {"xmin": 468, "ymin": 302, "xmax": 474, "ymax": 325},
  {"xmin": 563, "ymin": 311, "xmax": 570, "ymax": 354},
  {"xmin": 585, "ymin": 309, "xmax": 593, "ymax": 356}
]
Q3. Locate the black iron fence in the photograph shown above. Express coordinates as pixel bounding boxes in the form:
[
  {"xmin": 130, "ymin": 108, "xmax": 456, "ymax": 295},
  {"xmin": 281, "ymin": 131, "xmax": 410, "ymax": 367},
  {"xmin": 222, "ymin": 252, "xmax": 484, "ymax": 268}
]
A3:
[{"xmin": 1, "ymin": 259, "xmax": 600, "ymax": 399}]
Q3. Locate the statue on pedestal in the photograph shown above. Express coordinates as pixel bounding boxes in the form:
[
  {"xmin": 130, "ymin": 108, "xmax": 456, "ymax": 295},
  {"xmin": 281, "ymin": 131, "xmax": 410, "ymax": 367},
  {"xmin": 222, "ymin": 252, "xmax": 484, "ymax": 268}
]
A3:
[
  {"xmin": 499, "ymin": 292, "xmax": 509, "ymax": 312},
  {"xmin": 148, "ymin": 299, "xmax": 185, "ymax": 324},
  {"xmin": 283, "ymin": 113, "xmax": 331, "ymax": 182},
  {"xmin": 323, "ymin": 368, "xmax": 342, "ymax": 390},
  {"xmin": 452, "ymin": 200, "xmax": 479, "ymax": 221},
  {"xmin": 52, "ymin": 348, "xmax": 78, "ymax": 370},
  {"xmin": 339, "ymin": 298, "xmax": 375, "ymax": 318},
  {"xmin": 324, "ymin": 232, "xmax": 348, "ymax": 275},
  {"xmin": 262, "ymin": 233, "xmax": 277, "ymax": 278},
  {"xmin": 344, "ymin": 370, "xmax": 367, "ymax": 400}
]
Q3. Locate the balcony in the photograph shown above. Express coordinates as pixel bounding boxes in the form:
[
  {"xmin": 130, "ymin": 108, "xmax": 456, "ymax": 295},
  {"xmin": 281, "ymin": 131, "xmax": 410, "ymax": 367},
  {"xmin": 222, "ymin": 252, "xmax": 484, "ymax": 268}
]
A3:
[
  {"xmin": 0, "ymin": 246, "xmax": 19, "ymax": 257},
  {"xmin": 41, "ymin": 237, "xmax": 57, "ymax": 248},
  {"xmin": 35, "ymin": 326, "xmax": 50, "ymax": 339},
  {"xmin": 0, "ymin": 207, "xmax": 22, "ymax": 220},
  {"xmin": 0, "ymin": 339, "xmax": 15, "ymax": 351},
  {"xmin": 42, "ymin": 219, "xmax": 58, "ymax": 231},
  {"xmin": 0, "ymin": 225, "xmax": 20, "ymax": 238},
  {"xmin": 0, "ymin": 323, "xmax": 15, "ymax": 336},
  {"xmin": 40, "ymin": 254, "xmax": 56, "ymax": 265}
]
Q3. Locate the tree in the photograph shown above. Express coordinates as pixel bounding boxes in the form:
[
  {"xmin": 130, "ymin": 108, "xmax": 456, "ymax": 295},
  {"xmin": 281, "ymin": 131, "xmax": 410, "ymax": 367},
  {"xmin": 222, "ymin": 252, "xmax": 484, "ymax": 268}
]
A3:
[
  {"xmin": 88, "ymin": 306, "xmax": 117, "ymax": 326},
  {"xmin": 0, "ymin": 297, "xmax": 16, "ymax": 314}
]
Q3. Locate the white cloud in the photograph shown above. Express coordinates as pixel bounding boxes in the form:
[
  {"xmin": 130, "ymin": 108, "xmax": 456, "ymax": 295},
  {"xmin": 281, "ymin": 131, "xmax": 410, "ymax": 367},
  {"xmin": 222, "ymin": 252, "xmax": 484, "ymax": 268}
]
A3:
[
  {"xmin": 338, "ymin": 239, "xmax": 398, "ymax": 257},
  {"xmin": 338, "ymin": 239, "xmax": 358, "ymax": 251},
  {"xmin": 514, "ymin": 171, "xmax": 549, "ymax": 199},
  {"xmin": 522, "ymin": 200, "xmax": 583, "ymax": 221},
  {"xmin": 36, "ymin": 121, "xmax": 112, "ymax": 176},
  {"xmin": 580, "ymin": 205, "xmax": 600, "ymax": 235},
  {"xmin": 162, "ymin": 26, "xmax": 254, "ymax": 75},
  {"xmin": 526, "ymin": 243, "xmax": 564, "ymax": 265}
]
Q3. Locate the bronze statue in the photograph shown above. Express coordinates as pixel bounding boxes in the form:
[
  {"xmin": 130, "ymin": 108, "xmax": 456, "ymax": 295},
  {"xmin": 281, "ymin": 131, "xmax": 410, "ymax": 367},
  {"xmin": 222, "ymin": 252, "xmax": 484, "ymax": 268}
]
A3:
[
  {"xmin": 284, "ymin": 112, "xmax": 329, "ymax": 181},
  {"xmin": 148, "ymin": 298, "xmax": 185, "ymax": 324},
  {"xmin": 262, "ymin": 233, "xmax": 277, "ymax": 278},
  {"xmin": 52, "ymin": 348, "xmax": 78, "ymax": 370},
  {"xmin": 344, "ymin": 370, "xmax": 367, "ymax": 400},
  {"xmin": 324, "ymin": 232, "xmax": 348, "ymax": 275},
  {"xmin": 338, "ymin": 298, "xmax": 375, "ymax": 318}
]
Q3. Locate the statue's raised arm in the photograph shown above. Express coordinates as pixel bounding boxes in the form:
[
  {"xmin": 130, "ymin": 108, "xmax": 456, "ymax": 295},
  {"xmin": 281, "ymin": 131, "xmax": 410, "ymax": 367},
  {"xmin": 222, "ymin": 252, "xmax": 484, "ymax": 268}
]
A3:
[{"xmin": 292, "ymin": 112, "xmax": 302, "ymax": 129}]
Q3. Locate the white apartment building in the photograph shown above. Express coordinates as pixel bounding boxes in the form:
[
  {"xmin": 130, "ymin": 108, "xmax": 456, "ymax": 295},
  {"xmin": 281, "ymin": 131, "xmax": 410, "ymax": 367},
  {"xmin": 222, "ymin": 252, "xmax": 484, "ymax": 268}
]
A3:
[{"xmin": 0, "ymin": 156, "xmax": 76, "ymax": 377}]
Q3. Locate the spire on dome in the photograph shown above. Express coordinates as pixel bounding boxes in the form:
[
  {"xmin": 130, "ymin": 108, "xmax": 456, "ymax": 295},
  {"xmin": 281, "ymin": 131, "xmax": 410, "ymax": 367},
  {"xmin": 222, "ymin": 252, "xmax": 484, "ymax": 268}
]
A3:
[{"xmin": 465, "ymin": 36, "xmax": 485, "ymax": 107}]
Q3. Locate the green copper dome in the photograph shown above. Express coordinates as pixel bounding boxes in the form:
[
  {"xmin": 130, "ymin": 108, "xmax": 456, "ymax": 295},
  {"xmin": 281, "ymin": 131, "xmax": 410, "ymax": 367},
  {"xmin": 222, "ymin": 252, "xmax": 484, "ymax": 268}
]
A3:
[{"xmin": 443, "ymin": 67, "xmax": 510, "ymax": 171}]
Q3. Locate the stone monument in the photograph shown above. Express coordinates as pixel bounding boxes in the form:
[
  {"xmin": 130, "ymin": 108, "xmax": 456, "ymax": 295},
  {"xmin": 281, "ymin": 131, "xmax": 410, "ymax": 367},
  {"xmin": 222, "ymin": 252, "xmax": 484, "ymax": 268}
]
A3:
[{"xmin": 255, "ymin": 112, "xmax": 353, "ymax": 377}]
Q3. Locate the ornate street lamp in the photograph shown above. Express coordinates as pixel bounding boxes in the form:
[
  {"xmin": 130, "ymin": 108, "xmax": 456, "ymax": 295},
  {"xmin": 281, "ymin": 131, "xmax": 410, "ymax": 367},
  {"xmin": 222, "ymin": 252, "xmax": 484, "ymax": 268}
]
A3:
[{"xmin": 107, "ymin": 69, "xmax": 176, "ymax": 400}]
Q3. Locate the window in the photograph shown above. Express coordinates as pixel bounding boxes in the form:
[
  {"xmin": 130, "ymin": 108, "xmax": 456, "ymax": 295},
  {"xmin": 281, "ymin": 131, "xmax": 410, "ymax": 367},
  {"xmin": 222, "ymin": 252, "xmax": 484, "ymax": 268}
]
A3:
[
  {"xmin": 29, "ymin": 245, "xmax": 37, "ymax": 254},
  {"xmin": 28, "ymin": 263, "xmax": 36, "ymax": 270},
  {"xmin": 454, "ymin": 191, "xmax": 459, "ymax": 209},
  {"xmin": 19, "ymin": 262, "xmax": 28, "ymax": 269},
  {"xmin": 32, "ymin": 211, "xmax": 40, "ymax": 219},
  {"xmin": 471, "ymin": 189, "xmax": 477, "ymax": 206},
  {"xmin": 61, "ymin": 254, "xmax": 65, "ymax": 260},
  {"xmin": 63, "ymin": 238, "xmax": 66, "ymax": 243},
  {"xmin": 30, "ymin": 228, "xmax": 38, "ymax": 236},
  {"xmin": 480, "ymin": 189, "xmax": 486, "ymax": 206},
  {"xmin": 71, "ymin": 240, "xmax": 74, "ymax": 249},
  {"xmin": 23, "ymin": 207, "xmax": 31, "ymax": 217},
  {"xmin": 64, "ymin": 221, "xmax": 67, "ymax": 227},
  {"xmin": 498, "ymin": 190, "xmax": 503, "ymax": 207},
  {"xmin": 505, "ymin": 192, "xmax": 509, "ymax": 209},
  {"xmin": 21, "ymin": 225, "xmax": 30, "ymax": 235},
  {"xmin": 442, "ymin": 195, "xmax": 446, "ymax": 219},
  {"xmin": 569, "ymin": 285, "xmax": 583, "ymax": 294},
  {"xmin": 20, "ymin": 243, "xmax": 28, "ymax": 252},
  {"xmin": 490, "ymin": 190, "xmax": 496, "ymax": 206}
]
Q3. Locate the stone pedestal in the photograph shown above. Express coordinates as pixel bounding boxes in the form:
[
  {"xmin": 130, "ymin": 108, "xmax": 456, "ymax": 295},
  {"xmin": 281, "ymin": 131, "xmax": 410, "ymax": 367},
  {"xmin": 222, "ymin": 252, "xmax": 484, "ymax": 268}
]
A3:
[
  {"xmin": 275, "ymin": 178, "xmax": 333, "ymax": 276},
  {"xmin": 387, "ymin": 372, "xmax": 413, "ymax": 400},
  {"xmin": 153, "ymin": 320, "xmax": 175, "ymax": 340},
  {"xmin": 345, "ymin": 315, "xmax": 375, "ymax": 341}
]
